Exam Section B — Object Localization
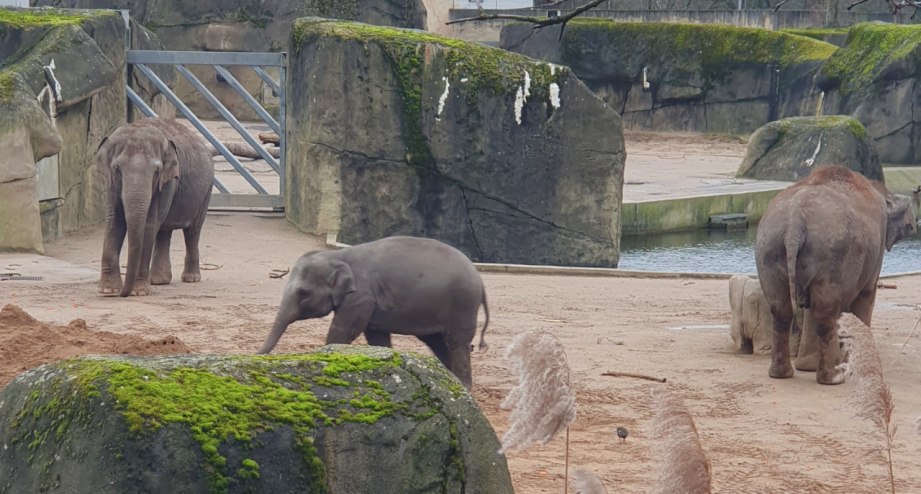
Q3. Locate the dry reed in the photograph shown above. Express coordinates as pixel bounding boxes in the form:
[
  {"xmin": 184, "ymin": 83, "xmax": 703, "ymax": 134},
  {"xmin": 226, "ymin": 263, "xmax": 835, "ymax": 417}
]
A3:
[
  {"xmin": 571, "ymin": 467, "xmax": 608, "ymax": 494},
  {"xmin": 838, "ymin": 313, "xmax": 896, "ymax": 494},
  {"xmin": 499, "ymin": 330, "xmax": 577, "ymax": 452},
  {"xmin": 651, "ymin": 386, "xmax": 712, "ymax": 494}
]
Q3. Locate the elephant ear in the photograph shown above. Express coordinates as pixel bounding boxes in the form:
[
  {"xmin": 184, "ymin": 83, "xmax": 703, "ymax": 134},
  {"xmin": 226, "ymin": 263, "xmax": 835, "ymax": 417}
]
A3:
[
  {"xmin": 327, "ymin": 260, "xmax": 356, "ymax": 308},
  {"xmin": 159, "ymin": 139, "xmax": 181, "ymax": 191},
  {"xmin": 885, "ymin": 194, "xmax": 917, "ymax": 251}
]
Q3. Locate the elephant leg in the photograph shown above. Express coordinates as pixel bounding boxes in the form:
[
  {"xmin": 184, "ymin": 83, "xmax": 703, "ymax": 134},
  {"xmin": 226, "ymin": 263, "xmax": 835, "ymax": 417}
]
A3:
[
  {"xmin": 99, "ymin": 207, "xmax": 127, "ymax": 295},
  {"xmin": 181, "ymin": 218, "xmax": 204, "ymax": 283},
  {"xmin": 849, "ymin": 289, "xmax": 876, "ymax": 327},
  {"xmin": 325, "ymin": 303, "xmax": 373, "ymax": 345},
  {"xmin": 150, "ymin": 229, "xmax": 173, "ymax": 285},
  {"xmin": 795, "ymin": 309, "xmax": 820, "ymax": 371},
  {"xmin": 418, "ymin": 334, "xmax": 473, "ymax": 389},
  {"xmin": 130, "ymin": 213, "xmax": 159, "ymax": 296},
  {"xmin": 365, "ymin": 330, "xmax": 392, "ymax": 347},
  {"xmin": 814, "ymin": 312, "xmax": 845, "ymax": 385},
  {"xmin": 768, "ymin": 307, "xmax": 795, "ymax": 379}
]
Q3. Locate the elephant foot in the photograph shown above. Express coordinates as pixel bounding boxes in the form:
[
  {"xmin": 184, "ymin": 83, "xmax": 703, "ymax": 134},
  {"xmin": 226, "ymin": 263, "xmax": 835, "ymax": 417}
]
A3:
[
  {"xmin": 98, "ymin": 278, "xmax": 123, "ymax": 296},
  {"xmin": 769, "ymin": 362, "xmax": 795, "ymax": 379},
  {"xmin": 181, "ymin": 271, "xmax": 201, "ymax": 283},
  {"xmin": 794, "ymin": 352, "xmax": 820, "ymax": 372},
  {"xmin": 131, "ymin": 283, "xmax": 151, "ymax": 296},
  {"xmin": 817, "ymin": 368, "xmax": 846, "ymax": 385},
  {"xmin": 151, "ymin": 272, "xmax": 172, "ymax": 285}
]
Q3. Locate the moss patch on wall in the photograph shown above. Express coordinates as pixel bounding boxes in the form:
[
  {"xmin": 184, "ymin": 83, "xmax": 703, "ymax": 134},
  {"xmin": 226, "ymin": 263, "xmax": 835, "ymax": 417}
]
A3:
[
  {"xmin": 562, "ymin": 19, "xmax": 836, "ymax": 65},
  {"xmin": 819, "ymin": 22, "xmax": 921, "ymax": 95},
  {"xmin": 293, "ymin": 18, "xmax": 565, "ymax": 173},
  {"xmin": 0, "ymin": 71, "xmax": 14, "ymax": 102},
  {"xmin": 0, "ymin": 7, "xmax": 113, "ymax": 29},
  {"xmin": 780, "ymin": 27, "xmax": 850, "ymax": 42},
  {"xmin": 771, "ymin": 115, "xmax": 868, "ymax": 139}
]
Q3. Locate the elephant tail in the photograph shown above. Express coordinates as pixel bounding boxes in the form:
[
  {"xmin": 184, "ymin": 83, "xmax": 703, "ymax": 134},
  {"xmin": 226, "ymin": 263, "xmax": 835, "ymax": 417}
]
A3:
[
  {"xmin": 784, "ymin": 217, "xmax": 807, "ymax": 310},
  {"xmin": 478, "ymin": 289, "xmax": 490, "ymax": 351}
]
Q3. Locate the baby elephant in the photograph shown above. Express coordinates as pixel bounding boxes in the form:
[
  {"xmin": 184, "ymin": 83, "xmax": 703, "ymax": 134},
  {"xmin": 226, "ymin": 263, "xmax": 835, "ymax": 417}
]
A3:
[
  {"xmin": 728, "ymin": 274, "xmax": 802, "ymax": 355},
  {"xmin": 258, "ymin": 236, "xmax": 490, "ymax": 389}
]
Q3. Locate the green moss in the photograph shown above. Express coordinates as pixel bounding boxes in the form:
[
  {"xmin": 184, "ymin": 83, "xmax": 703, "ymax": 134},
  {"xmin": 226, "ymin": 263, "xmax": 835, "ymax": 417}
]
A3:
[
  {"xmin": 780, "ymin": 27, "xmax": 850, "ymax": 42},
  {"xmin": 819, "ymin": 22, "xmax": 921, "ymax": 95},
  {"xmin": 771, "ymin": 115, "xmax": 868, "ymax": 139},
  {"xmin": 564, "ymin": 19, "xmax": 836, "ymax": 65},
  {"xmin": 293, "ymin": 18, "xmax": 564, "ymax": 174},
  {"xmin": 0, "ymin": 71, "xmax": 14, "ymax": 103},
  {"xmin": 237, "ymin": 458, "xmax": 260, "ymax": 479},
  {"xmin": 0, "ymin": 7, "xmax": 111, "ymax": 28}
]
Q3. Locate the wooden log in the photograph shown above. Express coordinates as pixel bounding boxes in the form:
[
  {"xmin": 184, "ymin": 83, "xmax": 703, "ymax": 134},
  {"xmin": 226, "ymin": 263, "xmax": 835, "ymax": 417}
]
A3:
[
  {"xmin": 209, "ymin": 141, "xmax": 280, "ymax": 159},
  {"xmin": 258, "ymin": 132, "xmax": 279, "ymax": 145}
]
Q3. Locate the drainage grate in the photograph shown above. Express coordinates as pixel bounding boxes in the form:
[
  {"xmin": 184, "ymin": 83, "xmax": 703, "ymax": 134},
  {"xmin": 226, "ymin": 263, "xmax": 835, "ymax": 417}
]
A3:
[{"xmin": 0, "ymin": 273, "xmax": 44, "ymax": 281}]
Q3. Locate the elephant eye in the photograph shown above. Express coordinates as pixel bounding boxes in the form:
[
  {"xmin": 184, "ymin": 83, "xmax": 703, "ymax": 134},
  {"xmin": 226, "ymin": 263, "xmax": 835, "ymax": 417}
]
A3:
[{"xmin": 298, "ymin": 288, "xmax": 311, "ymax": 299}]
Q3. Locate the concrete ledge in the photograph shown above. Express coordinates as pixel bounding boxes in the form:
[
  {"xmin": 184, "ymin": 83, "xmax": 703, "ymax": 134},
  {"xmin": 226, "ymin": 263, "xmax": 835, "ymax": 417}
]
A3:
[{"xmin": 621, "ymin": 188, "xmax": 783, "ymax": 235}]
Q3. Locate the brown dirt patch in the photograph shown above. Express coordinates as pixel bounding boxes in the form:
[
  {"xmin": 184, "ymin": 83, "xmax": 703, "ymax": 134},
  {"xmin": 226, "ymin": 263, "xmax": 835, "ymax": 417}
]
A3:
[{"xmin": 0, "ymin": 304, "xmax": 191, "ymax": 388}]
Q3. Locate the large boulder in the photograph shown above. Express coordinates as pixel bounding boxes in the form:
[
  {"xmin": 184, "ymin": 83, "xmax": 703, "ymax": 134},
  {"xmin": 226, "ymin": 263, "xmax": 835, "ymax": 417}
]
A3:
[
  {"xmin": 286, "ymin": 18, "xmax": 625, "ymax": 267},
  {"xmin": 817, "ymin": 22, "xmax": 921, "ymax": 164},
  {"xmin": 0, "ymin": 72, "xmax": 63, "ymax": 252},
  {"xmin": 737, "ymin": 115, "xmax": 881, "ymax": 182},
  {"xmin": 0, "ymin": 345, "xmax": 513, "ymax": 494},
  {"xmin": 501, "ymin": 20, "xmax": 837, "ymax": 134},
  {"xmin": 0, "ymin": 7, "xmax": 126, "ymax": 247},
  {"xmin": 36, "ymin": 0, "xmax": 426, "ymax": 120}
]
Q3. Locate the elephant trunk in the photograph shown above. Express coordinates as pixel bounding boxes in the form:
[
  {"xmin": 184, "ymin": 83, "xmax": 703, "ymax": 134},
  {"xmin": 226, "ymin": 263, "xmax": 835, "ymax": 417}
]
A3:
[
  {"xmin": 119, "ymin": 187, "xmax": 153, "ymax": 297},
  {"xmin": 258, "ymin": 296, "xmax": 300, "ymax": 354}
]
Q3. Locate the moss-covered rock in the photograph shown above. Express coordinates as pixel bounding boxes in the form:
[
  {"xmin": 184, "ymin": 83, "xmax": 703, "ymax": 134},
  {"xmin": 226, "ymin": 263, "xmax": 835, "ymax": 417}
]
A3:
[
  {"xmin": 817, "ymin": 22, "xmax": 921, "ymax": 164},
  {"xmin": 0, "ymin": 345, "xmax": 513, "ymax": 494},
  {"xmin": 287, "ymin": 18, "xmax": 625, "ymax": 267},
  {"xmin": 501, "ymin": 19, "xmax": 837, "ymax": 134},
  {"xmin": 0, "ymin": 7, "xmax": 126, "ymax": 245},
  {"xmin": 780, "ymin": 27, "xmax": 850, "ymax": 46},
  {"xmin": 737, "ymin": 116, "xmax": 881, "ymax": 182}
]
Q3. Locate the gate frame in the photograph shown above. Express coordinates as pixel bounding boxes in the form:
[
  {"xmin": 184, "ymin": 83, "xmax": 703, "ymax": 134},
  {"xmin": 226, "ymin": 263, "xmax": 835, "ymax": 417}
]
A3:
[{"xmin": 126, "ymin": 49, "xmax": 286, "ymax": 210}]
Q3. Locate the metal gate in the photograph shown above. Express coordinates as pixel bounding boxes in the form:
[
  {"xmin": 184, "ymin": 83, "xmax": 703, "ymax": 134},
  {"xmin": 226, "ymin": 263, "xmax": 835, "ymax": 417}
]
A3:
[{"xmin": 126, "ymin": 50, "xmax": 286, "ymax": 210}]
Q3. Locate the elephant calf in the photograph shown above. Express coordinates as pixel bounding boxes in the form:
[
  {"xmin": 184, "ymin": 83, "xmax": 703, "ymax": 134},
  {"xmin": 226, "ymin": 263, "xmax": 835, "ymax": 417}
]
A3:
[
  {"xmin": 755, "ymin": 165, "xmax": 916, "ymax": 384},
  {"xmin": 728, "ymin": 274, "xmax": 801, "ymax": 355},
  {"xmin": 258, "ymin": 236, "xmax": 490, "ymax": 389},
  {"xmin": 96, "ymin": 118, "xmax": 214, "ymax": 297}
]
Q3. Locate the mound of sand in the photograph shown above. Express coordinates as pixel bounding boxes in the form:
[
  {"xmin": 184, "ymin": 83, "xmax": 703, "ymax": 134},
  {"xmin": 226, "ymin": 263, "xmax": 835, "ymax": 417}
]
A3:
[{"xmin": 0, "ymin": 304, "xmax": 191, "ymax": 388}]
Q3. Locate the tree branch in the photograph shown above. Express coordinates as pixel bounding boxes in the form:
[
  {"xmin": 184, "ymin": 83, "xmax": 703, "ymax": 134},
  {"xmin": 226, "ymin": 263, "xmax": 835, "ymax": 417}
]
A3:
[
  {"xmin": 847, "ymin": 0, "xmax": 875, "ymax": 10},
  {"xmin": 446, "ymin": 0, "xmax": 610, "ymax": 27},
  {"xmin": 772, "ymin": 0, "xmax": 793, "ymax": 13}
]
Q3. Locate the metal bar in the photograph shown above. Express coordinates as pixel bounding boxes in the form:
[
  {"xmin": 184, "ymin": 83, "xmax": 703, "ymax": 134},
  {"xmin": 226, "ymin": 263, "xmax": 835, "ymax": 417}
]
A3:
[
  {"xmin": 133, "ymin": 63, "xmax": 268, "ymax": 194},
  {"xmin": 174, "ymin": 65, "xmax": 280, "ymax": 174},
  {"xmin": 128, "ymin": 50, "xmax": 285, "ymax": 66},
  {"xmin": 212, "ymin": 64, "xmax": 280, "ymax": 135},
  {"xmin": 126, "ymin": 85, "xmax": 232, "ymax": 194},
  {"xmin": 126, "ymin": 85, "xmax": 157, "ymax": 118},
  {"xmin": 278, "ymin": 53, "xmax": 286, "ymax": 199},
  {"xmin": 252, "ymin": 66, "xmax": 281, "ymax": 95},
  {"xmin": 208, "ymin": 194, "xmax": 284, "ymax": 209}
]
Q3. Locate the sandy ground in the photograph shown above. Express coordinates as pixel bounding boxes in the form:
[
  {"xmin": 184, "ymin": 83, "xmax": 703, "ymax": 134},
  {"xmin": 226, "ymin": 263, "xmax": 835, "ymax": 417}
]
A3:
[{"xmin": 2, "ymin": 133, "xmax": 921, "ymax": 492}]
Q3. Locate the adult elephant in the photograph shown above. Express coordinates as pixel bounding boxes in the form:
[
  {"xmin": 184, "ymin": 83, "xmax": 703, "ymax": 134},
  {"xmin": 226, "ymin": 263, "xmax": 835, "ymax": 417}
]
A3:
[
  {"xmin": 97, "ymin": 118, "xmax": 214, "ymax": 297},
  {"xmin": 755, "ymin": 165, "xmax": 916, "ymax": 384},
  {"xmin": 257, "ymin": 236, "xmax": 490, "ymax": 389}
]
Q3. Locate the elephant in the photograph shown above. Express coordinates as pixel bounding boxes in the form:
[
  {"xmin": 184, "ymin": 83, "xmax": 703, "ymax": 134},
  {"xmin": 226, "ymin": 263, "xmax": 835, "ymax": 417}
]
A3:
[
  {"xmin": 257, "ymin": 236, "xmax": 490, "ymax": 389},
  {"xmin": 728, "ymin": 274, "xmax": 802, "ymax": 355},
  {"xmin": 755, "ymin": 165, "xmax": 916, "ymax": 384},
  {"xmin": 97, "ymin": 118, "xmax": 214, "ymax": 297}
]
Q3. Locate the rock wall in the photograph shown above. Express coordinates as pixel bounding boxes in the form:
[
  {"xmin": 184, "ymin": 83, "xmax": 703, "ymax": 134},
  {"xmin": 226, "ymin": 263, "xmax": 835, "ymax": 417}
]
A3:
[
  {"xmin": 501, "ymin": 19, "xmax": 837, "ymax": 135},
  {"xmin": 36, "ymin": 0, "xmax": 426, "ymax": 121},
  {"xmin": 286, "ymin": 18, "xmax": 625, "ymax": 267},
  {"xmin": 817, "ymin": 22, "xmax": 921, "ymax": 164},
  {"xmin": 0, "ymin": 7, "xmax": 126, "ymax": 249},
  {"xmin": 0, "ymin": 346, "xmax": 514, "ymax": 494}
]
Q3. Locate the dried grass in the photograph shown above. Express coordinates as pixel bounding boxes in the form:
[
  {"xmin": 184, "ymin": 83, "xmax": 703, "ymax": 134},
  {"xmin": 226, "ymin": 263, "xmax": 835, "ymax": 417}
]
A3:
[
  {"xmin": 571, "ymin": 467, "xmax": 608, "ymax": 494},
  {"xmin": 838, "ymin": 313, "xmax": 896, "ymax": 494},
  {"xmin": 651, "ymin": 387, "xmax": 712, "ymax": 494},
  {"xmin": 500, "ymin": 330, "xmax": 577, "ymax": 453}
]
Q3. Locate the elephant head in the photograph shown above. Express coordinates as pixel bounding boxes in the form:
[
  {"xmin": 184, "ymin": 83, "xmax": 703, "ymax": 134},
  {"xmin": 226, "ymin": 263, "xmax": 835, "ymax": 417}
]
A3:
[
  {"xmin": 884, "ymin": 193, "xmax": 917, "ymax": 251},
  {"xmin": 258, "ymin": 251, "xmax": 356, "ymax": 354},
  {"xmin": 97, "ymin": 128, "xmax": 181, "ymax": 297}
]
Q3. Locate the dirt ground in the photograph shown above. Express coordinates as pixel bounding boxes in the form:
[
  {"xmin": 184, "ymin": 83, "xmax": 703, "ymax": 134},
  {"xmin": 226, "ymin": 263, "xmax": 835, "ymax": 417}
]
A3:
[{"xmin": 2, "ymin": 134, "xmax": 921, "ymax": 493}]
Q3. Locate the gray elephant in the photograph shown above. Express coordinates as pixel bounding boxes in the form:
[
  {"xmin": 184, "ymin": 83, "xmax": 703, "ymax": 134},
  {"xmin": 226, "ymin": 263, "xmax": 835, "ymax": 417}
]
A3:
[
  {"xmin": 258, "ymin": 236, "xmax": 490, "ymax": 389},
  {"xmin": 755, "ymin": 165, "xmax": 916, "ymax": 384},
  {"xmin": 97, "ymin": 118, "xmax": 214, "ymax": 297}
]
